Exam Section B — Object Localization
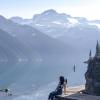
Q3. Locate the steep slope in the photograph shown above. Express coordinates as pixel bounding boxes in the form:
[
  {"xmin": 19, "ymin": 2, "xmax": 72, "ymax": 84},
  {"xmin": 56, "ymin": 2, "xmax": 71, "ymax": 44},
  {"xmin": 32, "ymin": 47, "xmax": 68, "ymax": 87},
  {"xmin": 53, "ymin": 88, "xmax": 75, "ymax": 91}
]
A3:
[
  {"xmin": 0, "ymin": 15, "xmax": 70, "ymax": 55},
  {"xmin": 0, "ymin": 15, "xmax": 74, "ymax": 91},
  {"xmin": 0, "ymin": 29, "xmax": 35, "ymax": 63},
  {"xmin": 10, "ymin": 10, "xmax": 100, "ymax": 55},
  {"xmin": 0, "ymin": 29, "xmax": 36, "ymax": 88}
]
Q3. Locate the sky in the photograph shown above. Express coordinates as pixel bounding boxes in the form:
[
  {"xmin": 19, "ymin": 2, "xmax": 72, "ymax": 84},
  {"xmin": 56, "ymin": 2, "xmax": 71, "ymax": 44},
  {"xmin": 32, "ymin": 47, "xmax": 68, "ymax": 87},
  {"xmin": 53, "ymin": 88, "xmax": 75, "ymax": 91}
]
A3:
[{"xmin": 0, "ymin": 0, "xmax": 100, "ymax": 20}]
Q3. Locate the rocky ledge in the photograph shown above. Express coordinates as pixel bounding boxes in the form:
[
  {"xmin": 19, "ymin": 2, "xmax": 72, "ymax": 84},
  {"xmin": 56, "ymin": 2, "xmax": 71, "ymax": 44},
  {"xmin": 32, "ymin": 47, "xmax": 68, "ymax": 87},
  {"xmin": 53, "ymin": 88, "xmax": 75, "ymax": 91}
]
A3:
[{"xmin": 55, "ymin": 85, "xmax": 100, "ymax": 100}]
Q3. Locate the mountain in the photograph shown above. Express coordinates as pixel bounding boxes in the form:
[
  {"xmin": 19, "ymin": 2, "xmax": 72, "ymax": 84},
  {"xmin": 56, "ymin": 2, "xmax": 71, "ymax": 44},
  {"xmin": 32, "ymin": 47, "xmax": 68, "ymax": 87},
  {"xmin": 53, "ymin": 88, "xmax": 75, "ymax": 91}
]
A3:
[
  {"xmin": 0, "ymin": 15, "xmax": 74, "ymax": 91},
  {"xmin": 0, "ymin": 29, "xmax": 30, "ymax": 62},
  {"xmin": 10, "ymin": 17, "xmax": 33, "ymax": 25},
  {"xmin": 1, "ymin": 9, "xmax": 100, "ymax": 94},
  {"xmin": 9, "ymin": 10, "xmax": 100, "ymax": 81},
  {"xmin": 10, "ymin": 9, "xmax": 100, "ymax": 38},
  {"xmin": 0, "ymin": 15, "xmax": 70, "ymax": 54},
  {"xmin": 3, "ymin": 9, "xmax": 100, "ymax": 99},
  {"xmin": 0, "ymin": 28, "xmax": 36, "ymax": 89},
  {"xmin": 10, "ymin": 9, "xmax": 100, "ymax": 52},
  {"xmin": 10, "ymin": 9, "xmax": 74, "ymax": 38}
]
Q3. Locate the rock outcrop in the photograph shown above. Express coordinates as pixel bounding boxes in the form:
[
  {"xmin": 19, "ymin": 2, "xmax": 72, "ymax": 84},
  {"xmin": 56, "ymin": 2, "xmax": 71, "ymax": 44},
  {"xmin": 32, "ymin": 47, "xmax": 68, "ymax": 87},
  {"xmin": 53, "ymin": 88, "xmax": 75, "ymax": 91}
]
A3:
[{"xmin": 84, "ymin": 41, "xmax": 100, "ymax": 95}]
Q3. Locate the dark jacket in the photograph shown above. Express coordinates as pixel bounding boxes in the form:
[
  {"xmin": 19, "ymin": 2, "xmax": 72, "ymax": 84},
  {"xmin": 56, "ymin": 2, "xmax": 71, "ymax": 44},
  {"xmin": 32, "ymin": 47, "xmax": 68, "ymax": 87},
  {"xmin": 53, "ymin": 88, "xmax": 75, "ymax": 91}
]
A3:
[{"xmin": 55, "ymin": 82, "xmax": 64, "ymax": 94}]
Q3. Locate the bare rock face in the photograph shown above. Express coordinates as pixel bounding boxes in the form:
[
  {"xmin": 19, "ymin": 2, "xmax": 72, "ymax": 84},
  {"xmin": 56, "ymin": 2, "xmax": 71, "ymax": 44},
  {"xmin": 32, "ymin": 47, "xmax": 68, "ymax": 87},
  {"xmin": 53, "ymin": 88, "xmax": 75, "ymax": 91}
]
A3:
[{"xmin": 84, "ymin": 41, "xmax": 100, "ymax": 95}]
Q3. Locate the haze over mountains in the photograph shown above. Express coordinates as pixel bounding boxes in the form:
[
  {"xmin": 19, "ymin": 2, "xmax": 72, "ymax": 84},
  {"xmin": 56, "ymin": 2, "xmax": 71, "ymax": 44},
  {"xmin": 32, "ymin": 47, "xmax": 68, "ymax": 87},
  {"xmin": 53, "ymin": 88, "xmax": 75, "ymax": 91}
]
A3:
[
  {"xmin": 0, "ymin": 9, "xmax": 100, "ymax": 94},
  {"xmin": 10, "ymin": 9, "xmax": 100, "ymax": 50},
  {"xmin": 0, "ymin": 13, "xmax": 74, "ymax": 92},
  {"xmin": 10, "ymin": 9, "xmax": 100, "ymax": 36}
]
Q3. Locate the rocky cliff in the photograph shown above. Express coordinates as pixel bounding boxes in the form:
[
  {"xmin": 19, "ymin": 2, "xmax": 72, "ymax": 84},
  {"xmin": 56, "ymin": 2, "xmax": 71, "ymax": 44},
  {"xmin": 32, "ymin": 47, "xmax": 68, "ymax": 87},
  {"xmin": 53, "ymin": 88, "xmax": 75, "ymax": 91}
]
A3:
[{"xmin": 84, "ymin": 41, "xmax": 100, "ymax": 95}]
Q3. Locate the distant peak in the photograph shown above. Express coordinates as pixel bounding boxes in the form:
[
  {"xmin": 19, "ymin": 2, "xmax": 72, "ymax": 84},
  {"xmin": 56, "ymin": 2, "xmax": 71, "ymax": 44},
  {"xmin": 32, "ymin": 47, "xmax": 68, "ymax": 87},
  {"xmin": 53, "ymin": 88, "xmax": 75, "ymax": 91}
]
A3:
[
  {"xmin": 42, "ymin": 9, "xmax": 58, "ymax": 15},
  {"xmin": 44, "ymin": 9, "xmax": 57, "ymax": 13}
]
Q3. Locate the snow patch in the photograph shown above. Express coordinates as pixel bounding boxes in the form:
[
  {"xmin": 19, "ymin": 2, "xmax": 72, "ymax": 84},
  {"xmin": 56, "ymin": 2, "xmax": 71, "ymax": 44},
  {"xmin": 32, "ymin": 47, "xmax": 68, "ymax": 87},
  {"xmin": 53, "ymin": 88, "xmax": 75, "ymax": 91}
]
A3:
[
  {"xmin": 88, "ymin": 23, "xmax": 100, "ymax": 29},
  {"xmin": 68, "ymin": 18, "xmax": 79, "ymax": 24},
  {"xmin": 66, "ymin": 18, "xmax": 79, "ymax": 28}
]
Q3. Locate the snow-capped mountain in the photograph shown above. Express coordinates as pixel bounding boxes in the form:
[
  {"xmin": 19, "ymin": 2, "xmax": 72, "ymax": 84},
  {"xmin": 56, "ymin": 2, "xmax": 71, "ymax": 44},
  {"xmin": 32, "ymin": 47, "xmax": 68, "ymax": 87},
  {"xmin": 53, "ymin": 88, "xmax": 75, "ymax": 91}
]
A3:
[
  {"xmin": 0, "ymin": 15, "xmax": 70, "ymax": 54},
  {"xmin": 10, "ymin": 9, "xmax": 100, "ymax": 52},
  {"xmin": 0, "ymin": 15, "xmax": 75, "ymax": 92},
  {"xmin": 10, "ymin": 9, "xmax": 80, "ymax": 38},
  {"xmin": 0, "ymin": 9, "xmax": 100, "ymax": 98},
  {"xmin": 10, "ymin": 9, "xmax": 100, "ymax": 38},
  {"xmin": 9, "ymin": 10, "xmax": 100, "ymax": 82},
  {"xmin": 9, "ymin": 10, "xmax": 100, "ymax": 64}
]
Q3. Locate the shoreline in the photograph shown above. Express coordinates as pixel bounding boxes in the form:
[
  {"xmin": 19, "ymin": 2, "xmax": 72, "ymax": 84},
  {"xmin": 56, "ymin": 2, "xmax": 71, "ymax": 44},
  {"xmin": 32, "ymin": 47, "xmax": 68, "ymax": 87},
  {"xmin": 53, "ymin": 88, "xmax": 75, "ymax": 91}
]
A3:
[{"xmin": 57, "ymin": 85, "xmax": 100, "ymax": 100}]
